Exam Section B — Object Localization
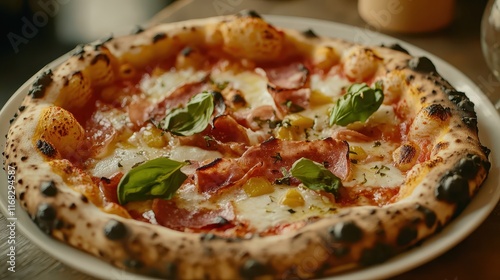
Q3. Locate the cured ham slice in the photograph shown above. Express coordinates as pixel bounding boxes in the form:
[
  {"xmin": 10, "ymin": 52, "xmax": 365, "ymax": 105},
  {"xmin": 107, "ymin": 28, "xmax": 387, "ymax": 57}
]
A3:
[
  {"xmin": 195, "ymin": 138, "xmax": 350, "ymax": 194},
  {"xmin": 152, "ymin": 199, "xmax": 236, "ymax": 230},
  {"xmin": 262, "ymin": 62, "xmax": 311, "ymax": 116}
]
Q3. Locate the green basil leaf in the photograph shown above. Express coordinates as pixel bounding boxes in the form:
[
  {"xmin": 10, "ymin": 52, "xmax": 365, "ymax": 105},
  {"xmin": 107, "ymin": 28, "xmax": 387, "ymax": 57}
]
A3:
[
  {"xmin": 329, "ymin": 82, "xmax": 384, "ymax": 126},
  {"xmin": 117, "ymin": 157, "xmax": 187, "ymax": 205},
  {"xmin": 290, "ymin": 158, "xmax": 342, "ymax": 196},
  {"xmin": 161, "ymin": 91, "xmax": 215, "ymax": 136}
]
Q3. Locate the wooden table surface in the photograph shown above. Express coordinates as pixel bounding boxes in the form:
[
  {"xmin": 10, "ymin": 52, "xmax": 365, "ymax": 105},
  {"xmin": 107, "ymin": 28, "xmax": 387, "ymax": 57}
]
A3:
[{"xmin": 1, "ymin": 0, "xmax": 500, "ymax": 279}]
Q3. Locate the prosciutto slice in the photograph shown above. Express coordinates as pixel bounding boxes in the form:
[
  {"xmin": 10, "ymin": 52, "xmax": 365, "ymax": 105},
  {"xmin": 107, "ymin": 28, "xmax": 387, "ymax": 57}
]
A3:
[
  {"xmin": 262, "ymin": 62, "xmax": 311, "ymax": 116},
  {"xmin": 152, "ymin": 199, "xmax": 235, "ymax": 230},
  {"xmin": 195, "ymin": 138, "xmax": 350, "ymax": 194}
]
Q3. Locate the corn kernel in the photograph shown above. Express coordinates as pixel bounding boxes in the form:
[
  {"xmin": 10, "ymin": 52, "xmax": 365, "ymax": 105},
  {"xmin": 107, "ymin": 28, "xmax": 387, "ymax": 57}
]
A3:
[
  {"xmin": 243, "ymin": 177, "xmax": 274, "ymax": 197},
  {"xmin": 310, "ymin": 90, "xmax": 333, "ymax": 106},
  {"xmin": 142, "ymin": 125, "xmax": 167, "ymax": 148},
  {"xmin": 276, "ymin": 126, "xmax": 294, "ymax": 140},
  {"xmin": 349, "ymin": 146, "xmax": 367, "ymax": 160},
  {"xmin": 288, "ymin": 114, "xmax": 314, "ymax": 130},
  {"xmin": 280, "ymin": 189, "xmax": 305, "ymax": 207}
]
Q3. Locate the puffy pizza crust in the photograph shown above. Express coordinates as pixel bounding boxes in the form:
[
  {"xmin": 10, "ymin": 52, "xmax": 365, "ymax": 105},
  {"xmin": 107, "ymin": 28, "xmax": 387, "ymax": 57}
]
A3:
[{"xmin": 3, "ymin": 11, "xmax": 490, "ymax": 279}]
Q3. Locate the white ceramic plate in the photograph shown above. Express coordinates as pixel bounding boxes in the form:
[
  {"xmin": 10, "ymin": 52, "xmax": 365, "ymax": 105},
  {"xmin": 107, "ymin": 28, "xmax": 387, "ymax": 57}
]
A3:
[{"xmin": 0, "ymin": 15, "xmax": 499, "ymax": 280}]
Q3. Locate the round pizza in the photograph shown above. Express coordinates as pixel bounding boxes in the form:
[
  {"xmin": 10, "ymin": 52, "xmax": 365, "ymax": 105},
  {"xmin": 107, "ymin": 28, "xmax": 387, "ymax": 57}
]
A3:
[{"xmin": 3, "ymin": 11, "xmax": 491, "ymax": 279}]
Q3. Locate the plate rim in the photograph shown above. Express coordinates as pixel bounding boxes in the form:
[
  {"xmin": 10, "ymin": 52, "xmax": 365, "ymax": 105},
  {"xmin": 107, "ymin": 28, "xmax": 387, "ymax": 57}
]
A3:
[{"xmin": 0, "ymin": 14, "xmax": 499, "ymax": 280}]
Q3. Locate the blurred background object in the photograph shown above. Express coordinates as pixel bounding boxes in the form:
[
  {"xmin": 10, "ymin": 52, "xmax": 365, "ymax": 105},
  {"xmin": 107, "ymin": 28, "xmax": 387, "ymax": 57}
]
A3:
[
  {"xmin": 358, "ymin": 0, "xmax": 456, "ymax": 33},
  {"xmin": 0, "ymin": 0, "xmax": 172, "ymax": 109},
  {"xmin": 481, "ymin": 0, "xmax": 500, "ymax": 109}
]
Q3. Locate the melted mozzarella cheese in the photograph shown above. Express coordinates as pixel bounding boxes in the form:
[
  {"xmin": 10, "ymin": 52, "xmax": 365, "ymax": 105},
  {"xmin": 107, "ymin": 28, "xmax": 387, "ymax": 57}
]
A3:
[
  {"xmin": 310, "ymin": 73, "xmax": 351, "ymax": 98},
  {"xmin": 140, "ymin": 69, "xmax": 207, "ymax": 103},
  {"xmin": 211, "ymin": 70, "xmax": 277, "ymax": 111},
  {"xmin": 169, "ymin": 145, "xmax": 222, "ymax": 162},
  {"xmin": 344, "ymin": 161, "xmax": 404, "ymax": 188},
  {"xmin": 226, "ymin": 186, "xmax": 335, "ymax": 232}
]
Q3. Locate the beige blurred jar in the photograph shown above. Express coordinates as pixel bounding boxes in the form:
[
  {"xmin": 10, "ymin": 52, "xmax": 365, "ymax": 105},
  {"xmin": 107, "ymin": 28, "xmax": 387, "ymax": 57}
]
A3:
[{"xmin": 358, "ymin": 0, "xmax": 455, "ymax": 33}]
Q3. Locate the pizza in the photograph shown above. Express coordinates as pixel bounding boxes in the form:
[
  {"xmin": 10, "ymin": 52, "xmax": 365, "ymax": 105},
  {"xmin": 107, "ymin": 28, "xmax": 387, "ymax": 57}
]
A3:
[{"xmin": 3, "ymin": 11, "xmax": 491, "ymax": 279}]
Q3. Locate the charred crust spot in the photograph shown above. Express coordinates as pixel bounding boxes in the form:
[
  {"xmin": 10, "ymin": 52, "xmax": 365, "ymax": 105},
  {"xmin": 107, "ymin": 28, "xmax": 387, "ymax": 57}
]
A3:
[
  {"xmin": 29, "ymin": 69, "xmax": 53, "ymax": 98},
  {"xmin": 165, "ymin": 262, "xmax": 177, "ymax": 278},
  {"xmin": 462, "ymin": 116, "xmax": 478, "ymax": 129},
  {"xmin": 302, "ymin": 29, "xmax": 319, "ymax": 38},
  {"xmin": 360, "ymin": 243, "xmax": 394, "ymax": 266},
  {"xmin": 436, "ymin": 173, "xmax": 470, "ymax": 206},
  {"xmin": 232, "ymin": 93, "xmax": 247, "ymax": 106},
  {"xmin": 397, "ymin": 144, "xmax": 417, "ymax": 165},
  {"xmin": 152, "ymin": 32, "xmax": 167, "ymax": 43},
  {"xmin": 330, "ymin": 221, "xmax": 363, "ymax": 243},
  {"xmin": 396, "ymin": 226, "xmax": 418, "ymax": 246},
  {"xmin": 19, "ymin": 192, "xmax": 25, "ymax": 200},
  {"xmin": 197, "ymin": 158, "xmax": 223, "ymax": 171},
  {"xmin": 36, "ymin": 140, "xmax": 56, "ymax": 157},
  {"xmin": 434, "ymin": 142, "xmax": 449, "ymax": 153},
  {"xmin": 424, "ymin": 104, "xmax": 451, "ymax": 121},
  {"xmin": 54, "ymin": 219, "xmax": 64, "ymax": 229},
  {"xmin": 236, "ymin": 10, "xmax": 262, "ymax": 18},
  {"xmin": 200, "ymin": 233, "xmax": 220, "ymax": 241},
  {"xmin": 80, "ymin": 194, "xmax": 89, "ymax": 203},
  {"xmin": 455, "ymin": 155, "xmax": 480, "ymax": 179},
  {"xmin": 104, "ymin": 219, "xmax": 127, "ymax": 240},
  {"xmin": 90, "ymin": 53, "xmax": 110, "ymax": 66},
  {"xmin": 21, "ymin": 156, "xmax": 28, "ymax": 161},
  {"xmin": 333, "ymin": 246, "xmax": 350, "ymax": 257},
  {"xmin": 93, "ymin": 34, "xmax": 113, "ymax": 50},
  {"xmin": 18, "ymin": 105, "xmax": 26, "ymax": 112},
  {"xmin": 37, "ymin": 203, "xmax": 56, "ymax": 221},
  {"xmin": 416, "ymin": 204, "xmax": 437, "ymax": 228},
  {"xmin": 40, "ymin": 180, "xmax": 57, "ymax": 197},
  {"xmin": 457, "ymin": 100, "xmax": 475, "ymax": 112},
  {"xmin": 408, "ymin": 56, "xmax": 436, "ymax": 74},
  {"xmin": 131, "ymin": 25, "xmax": 144, "ymax": 34},
  {"xmin": 446, "ymin": 90, "xmax": 467, "ymax": 104},
  {"xmin": 124, "ymin": 259, "xmax": 143, "ymax": 269},
  {"xmin": 385, "ymin": 43, "xmax": 409, "ymax": 54},
  {"xmin": 241, "ymin": 259, "xmax": 268, "ymax": 279},
  {"xmin": 180, "ymin": 46, "xmax": 192, "ymax": 56},
  {"xmin": 69, "ymin": 203, "xmax": 76, "ymax": 210},
  {"xmin": 73, "ymin": 44, "xmax": 85, "ymax": 59}
]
